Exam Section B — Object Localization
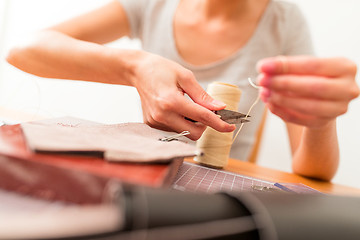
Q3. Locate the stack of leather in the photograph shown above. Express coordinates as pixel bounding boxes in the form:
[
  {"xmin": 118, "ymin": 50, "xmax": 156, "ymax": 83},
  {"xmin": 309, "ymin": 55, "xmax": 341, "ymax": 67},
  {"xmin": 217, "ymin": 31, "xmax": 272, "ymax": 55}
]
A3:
[{"xmin": 0, "ymin": 117, "xmax": 195, "ymax": 204}]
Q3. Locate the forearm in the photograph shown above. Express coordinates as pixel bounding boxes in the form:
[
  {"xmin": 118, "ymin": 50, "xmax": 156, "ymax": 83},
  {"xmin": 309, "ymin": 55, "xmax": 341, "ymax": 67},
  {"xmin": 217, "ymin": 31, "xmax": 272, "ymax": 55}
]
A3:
[
  {"xmin": 292, "ymin": 120, "xmax": 339, "ymax": 181},
  {"xmin": 6, "ymin": 30, "xmax": 141, "ymax": 86},
  {"xmin": 6, "ymin": 30, "xmax": 235, "ymax": 139},
  {"xmin": 257, "ymin": 56, "xmax": 358, "ymax": 181}
]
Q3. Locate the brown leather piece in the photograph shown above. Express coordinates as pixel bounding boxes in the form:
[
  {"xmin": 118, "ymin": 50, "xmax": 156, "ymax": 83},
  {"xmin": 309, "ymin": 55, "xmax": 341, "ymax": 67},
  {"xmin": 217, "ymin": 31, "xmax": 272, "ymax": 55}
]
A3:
[
  {"xmin": 21, "ymin": 117, "xmax": 197, "ymax": 163},
  {"xmin": 0, "ymin": 118, "xmax": 187, "ymax": 204}
]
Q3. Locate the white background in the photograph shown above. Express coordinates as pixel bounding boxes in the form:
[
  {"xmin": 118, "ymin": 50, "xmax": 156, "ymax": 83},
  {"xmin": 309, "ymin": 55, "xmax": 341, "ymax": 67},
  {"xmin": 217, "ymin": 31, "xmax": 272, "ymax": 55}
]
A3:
[{"xmin": 0, "ymin": 0, "xmax": 359, "ymax": 188}]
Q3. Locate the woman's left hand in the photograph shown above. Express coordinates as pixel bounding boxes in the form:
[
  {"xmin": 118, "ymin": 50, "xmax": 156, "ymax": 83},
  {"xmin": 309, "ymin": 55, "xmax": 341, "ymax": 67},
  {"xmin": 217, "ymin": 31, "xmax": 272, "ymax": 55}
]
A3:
[{"xmin": 257, "ymin": 56, "xmax": 359, "ymax": 128}]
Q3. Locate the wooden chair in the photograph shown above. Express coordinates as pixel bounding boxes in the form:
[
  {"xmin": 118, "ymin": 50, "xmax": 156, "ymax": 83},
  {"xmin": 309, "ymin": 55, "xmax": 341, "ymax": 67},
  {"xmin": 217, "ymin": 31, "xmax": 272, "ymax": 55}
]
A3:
[{"xmin": 247, "ymin": 109, "xmax": 267, "ymax": 163}]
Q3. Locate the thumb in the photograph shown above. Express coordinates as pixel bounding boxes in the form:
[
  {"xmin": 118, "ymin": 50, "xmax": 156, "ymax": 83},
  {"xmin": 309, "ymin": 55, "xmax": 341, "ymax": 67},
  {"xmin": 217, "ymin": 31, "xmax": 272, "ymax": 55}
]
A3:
[{"xmin": 196, "ymin": 90, "xmax": 227, "ymax": 110}]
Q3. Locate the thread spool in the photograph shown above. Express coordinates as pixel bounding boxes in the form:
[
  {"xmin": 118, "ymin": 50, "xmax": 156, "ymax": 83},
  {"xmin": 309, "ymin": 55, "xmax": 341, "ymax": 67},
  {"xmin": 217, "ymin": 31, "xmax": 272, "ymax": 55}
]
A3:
[{"xmin": 195, "ymin": 82, "xmax": 242, "ymax": 168}]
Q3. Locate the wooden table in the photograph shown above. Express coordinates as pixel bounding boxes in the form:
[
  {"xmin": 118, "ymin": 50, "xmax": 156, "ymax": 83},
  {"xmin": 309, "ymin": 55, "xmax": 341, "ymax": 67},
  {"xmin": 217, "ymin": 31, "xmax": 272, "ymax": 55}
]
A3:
[{"xmin": 186, "ymin": 158, "xmax": 360, "ymax": 196}]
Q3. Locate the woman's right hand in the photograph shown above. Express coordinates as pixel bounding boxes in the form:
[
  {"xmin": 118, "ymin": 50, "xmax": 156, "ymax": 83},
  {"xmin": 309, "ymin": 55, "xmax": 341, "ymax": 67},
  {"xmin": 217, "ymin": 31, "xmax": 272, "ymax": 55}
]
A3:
[{"xmin": 131, "ymin": 52, "xmax": 235, "ymax": 140}]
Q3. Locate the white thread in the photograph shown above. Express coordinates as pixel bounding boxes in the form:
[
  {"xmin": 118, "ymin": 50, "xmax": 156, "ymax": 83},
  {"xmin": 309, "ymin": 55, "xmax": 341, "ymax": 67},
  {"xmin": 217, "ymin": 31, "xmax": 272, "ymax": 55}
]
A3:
[
  {"xmin": 247, "ymin": 77, "xmax": 260, "ymax": 89},
  {"xmin": 231, "ymin": 78, "xmax": 260, "ymax": 143}
]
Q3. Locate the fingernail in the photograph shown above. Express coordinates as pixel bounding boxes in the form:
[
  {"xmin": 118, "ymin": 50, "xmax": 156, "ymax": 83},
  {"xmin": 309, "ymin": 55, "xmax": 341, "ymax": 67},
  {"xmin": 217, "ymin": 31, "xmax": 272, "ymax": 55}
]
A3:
[
  {"xmin": 260, "ymin": 88, "xmax": 271, "ymax": 103},
  {"xmin": 227, "ymin": 124, "xmax": 236, "ymax": 132},
  {"xmin": 258, "ymin": 74, "xmax": 271, "ymax": 87},
  {"xmin": 211, "ymin": 99, "xmax": 226, "ymax": 108},
  {"xmin": 257, "ymin": 58, "xmax": 276, "ymax": 73}
]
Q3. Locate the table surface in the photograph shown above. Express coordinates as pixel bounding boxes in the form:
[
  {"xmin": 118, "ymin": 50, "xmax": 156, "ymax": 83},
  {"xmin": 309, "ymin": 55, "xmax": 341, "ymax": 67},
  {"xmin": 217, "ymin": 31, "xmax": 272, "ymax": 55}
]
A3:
[
  {"xmin": 184, "ymin": 158, "xmax": 360, "ymax": 196},
  {"xmin": 2, "ymin": 106, "xmax": 360, "ymax": 196}
]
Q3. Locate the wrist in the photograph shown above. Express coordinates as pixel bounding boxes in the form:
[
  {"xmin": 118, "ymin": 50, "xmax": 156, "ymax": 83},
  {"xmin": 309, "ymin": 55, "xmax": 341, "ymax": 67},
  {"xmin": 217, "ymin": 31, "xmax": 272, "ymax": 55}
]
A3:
[
  {"xmin": 302, "ymin": 119, "xmax": 337, "ymax": 147},
  {"xmin": 305, "ymin": 119, "xmax": 336, "ymax": 133},
  {"xmin": 294, "ymin": 119, "xmax": 339, "ymax": 181},
  {"xmin": 104, "ymin": 48, "xmax": 147, "ymax": 87}
]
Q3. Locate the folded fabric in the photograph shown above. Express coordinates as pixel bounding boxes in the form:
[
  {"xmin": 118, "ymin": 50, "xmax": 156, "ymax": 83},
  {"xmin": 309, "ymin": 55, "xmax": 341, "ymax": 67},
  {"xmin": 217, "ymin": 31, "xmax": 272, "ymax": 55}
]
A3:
[{"xmin": 21, "ymin": 117, "xmax": 198, "ymax": 163}]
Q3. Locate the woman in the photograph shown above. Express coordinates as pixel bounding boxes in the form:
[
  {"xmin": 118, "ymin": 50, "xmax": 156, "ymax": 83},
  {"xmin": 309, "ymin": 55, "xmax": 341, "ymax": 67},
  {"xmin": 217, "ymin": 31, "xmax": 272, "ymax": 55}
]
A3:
[{"xmin": 6, "ymin": 0, "xmax": 359, "ymax": 180}]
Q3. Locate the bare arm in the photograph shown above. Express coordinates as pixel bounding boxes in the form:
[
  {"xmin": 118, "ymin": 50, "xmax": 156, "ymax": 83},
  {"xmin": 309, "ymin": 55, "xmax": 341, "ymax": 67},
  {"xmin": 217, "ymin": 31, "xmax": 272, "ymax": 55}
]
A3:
[
  {"xmin": 257, "ymin": 56, "xmax": 359, "ymax": 181},
  {"xmin": 286, "ymin": 121, "xmax": 339, "ymax": 181},
  {"xmin": 6, "ymin": 0, "xmax": 235, "ymax": 140},
  {"xmin": 7, "ymin": 30, "xmax": 137, "ymax": 84},
  {"xmin": 6, "ymin": 0, "xmax": 131, "ymax": 83}
]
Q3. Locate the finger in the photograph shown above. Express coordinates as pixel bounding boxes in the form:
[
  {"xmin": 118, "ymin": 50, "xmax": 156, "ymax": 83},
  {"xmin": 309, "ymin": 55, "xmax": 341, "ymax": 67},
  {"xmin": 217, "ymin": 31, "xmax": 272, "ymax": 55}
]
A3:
[
  {"xmin": 172, "ymin": 95, "xmax": 236, "ymax": 133},
  {"xmin": 258, "ymin": 74, "xmax": 357, "ymax": 101},
  {"xmin": 141, "ymin": 89, "xmax": 234, "ymax": 133},
  {"xmin": 146, "ymin": 112, "xmax": 207, "ymax": 141},
  {"xmin": 266, "ymin": 102, "xmax": 329, "ymax": 128},
  {"xmin": 178, "ymin": 71, "xmax": 226, "ymax": 110},
  {"xmin": 257, "ymin": 56, "xmax": 357, "ymax": 77},
  {"xmin": 265, "ymin": 89, "xmax": 349, "ymax": 118}
]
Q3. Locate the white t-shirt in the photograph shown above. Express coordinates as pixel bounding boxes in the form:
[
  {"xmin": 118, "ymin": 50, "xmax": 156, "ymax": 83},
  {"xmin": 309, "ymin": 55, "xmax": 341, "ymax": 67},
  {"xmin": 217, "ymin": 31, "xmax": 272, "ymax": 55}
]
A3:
[{"xmin": 118, "ymin": 0, "xmax": 314, "ymax": 160}]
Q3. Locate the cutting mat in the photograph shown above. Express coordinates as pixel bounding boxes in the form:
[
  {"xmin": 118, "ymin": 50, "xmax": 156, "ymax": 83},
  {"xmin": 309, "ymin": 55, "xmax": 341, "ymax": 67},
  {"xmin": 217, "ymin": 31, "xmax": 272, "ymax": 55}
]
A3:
[{"xmin": 172, "ymin": 162, "xmax": 321, "ymax": 194}]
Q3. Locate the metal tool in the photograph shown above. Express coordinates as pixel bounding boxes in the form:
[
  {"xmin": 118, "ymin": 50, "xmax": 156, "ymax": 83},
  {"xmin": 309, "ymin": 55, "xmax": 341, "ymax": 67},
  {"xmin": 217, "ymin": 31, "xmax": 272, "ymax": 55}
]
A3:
[
  {"xmin": 186, "ymin": 109, "xmax": 250, "ymax": 124},
  {"xmin": 159, "ymin": 131, "xmax": 191, "ymax": 142},
  {"xmin": 214, "ymin": 109, "xmax": 250, "ymax": 124}
]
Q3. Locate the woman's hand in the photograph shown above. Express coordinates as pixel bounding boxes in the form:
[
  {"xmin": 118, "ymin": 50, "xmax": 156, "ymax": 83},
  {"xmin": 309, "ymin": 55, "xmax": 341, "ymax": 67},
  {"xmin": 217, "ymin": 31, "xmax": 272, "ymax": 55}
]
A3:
[
  {"xmin": 257, "ymin": 56, "xmax": 359, "ymax": 128},
  {"xmin": 131, "ymin": 52, "xmax": 235, "ymax": 140}
]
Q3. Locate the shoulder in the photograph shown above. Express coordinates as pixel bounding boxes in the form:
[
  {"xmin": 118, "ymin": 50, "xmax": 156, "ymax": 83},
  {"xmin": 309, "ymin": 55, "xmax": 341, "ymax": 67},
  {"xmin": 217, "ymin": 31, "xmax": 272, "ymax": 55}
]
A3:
[
  {"xmin": 270, "ymin": 1, "xmax": 313, "ymax": 55},
  {"xmin": 118, "ymin": 0, "xmax": 175, "ymax": 21},
  {"xmin": 117, "ymin": 0, "xmax": 149, "ymax": 12},
  {"xmin": 117, "ymin": 0, "xmax": 177, "ymax": 38},
  {"xmin": 118, "ymin": 0, "xmax": 170, "ymax": 11},
  {"xmin": 266, "ymin": 0, "xmax": 310, "ymax": 38},
  {"xmin": 269, "ymin": 0, "xmax": 306, "ymax": 22}
]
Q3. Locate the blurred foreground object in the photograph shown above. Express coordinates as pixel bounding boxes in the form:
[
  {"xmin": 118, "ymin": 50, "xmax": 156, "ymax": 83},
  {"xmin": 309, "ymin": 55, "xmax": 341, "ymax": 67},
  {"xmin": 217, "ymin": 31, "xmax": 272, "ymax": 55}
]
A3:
[{"xmin": 2, "ymin": 185, "xmax": 360, "ymax": 240}]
